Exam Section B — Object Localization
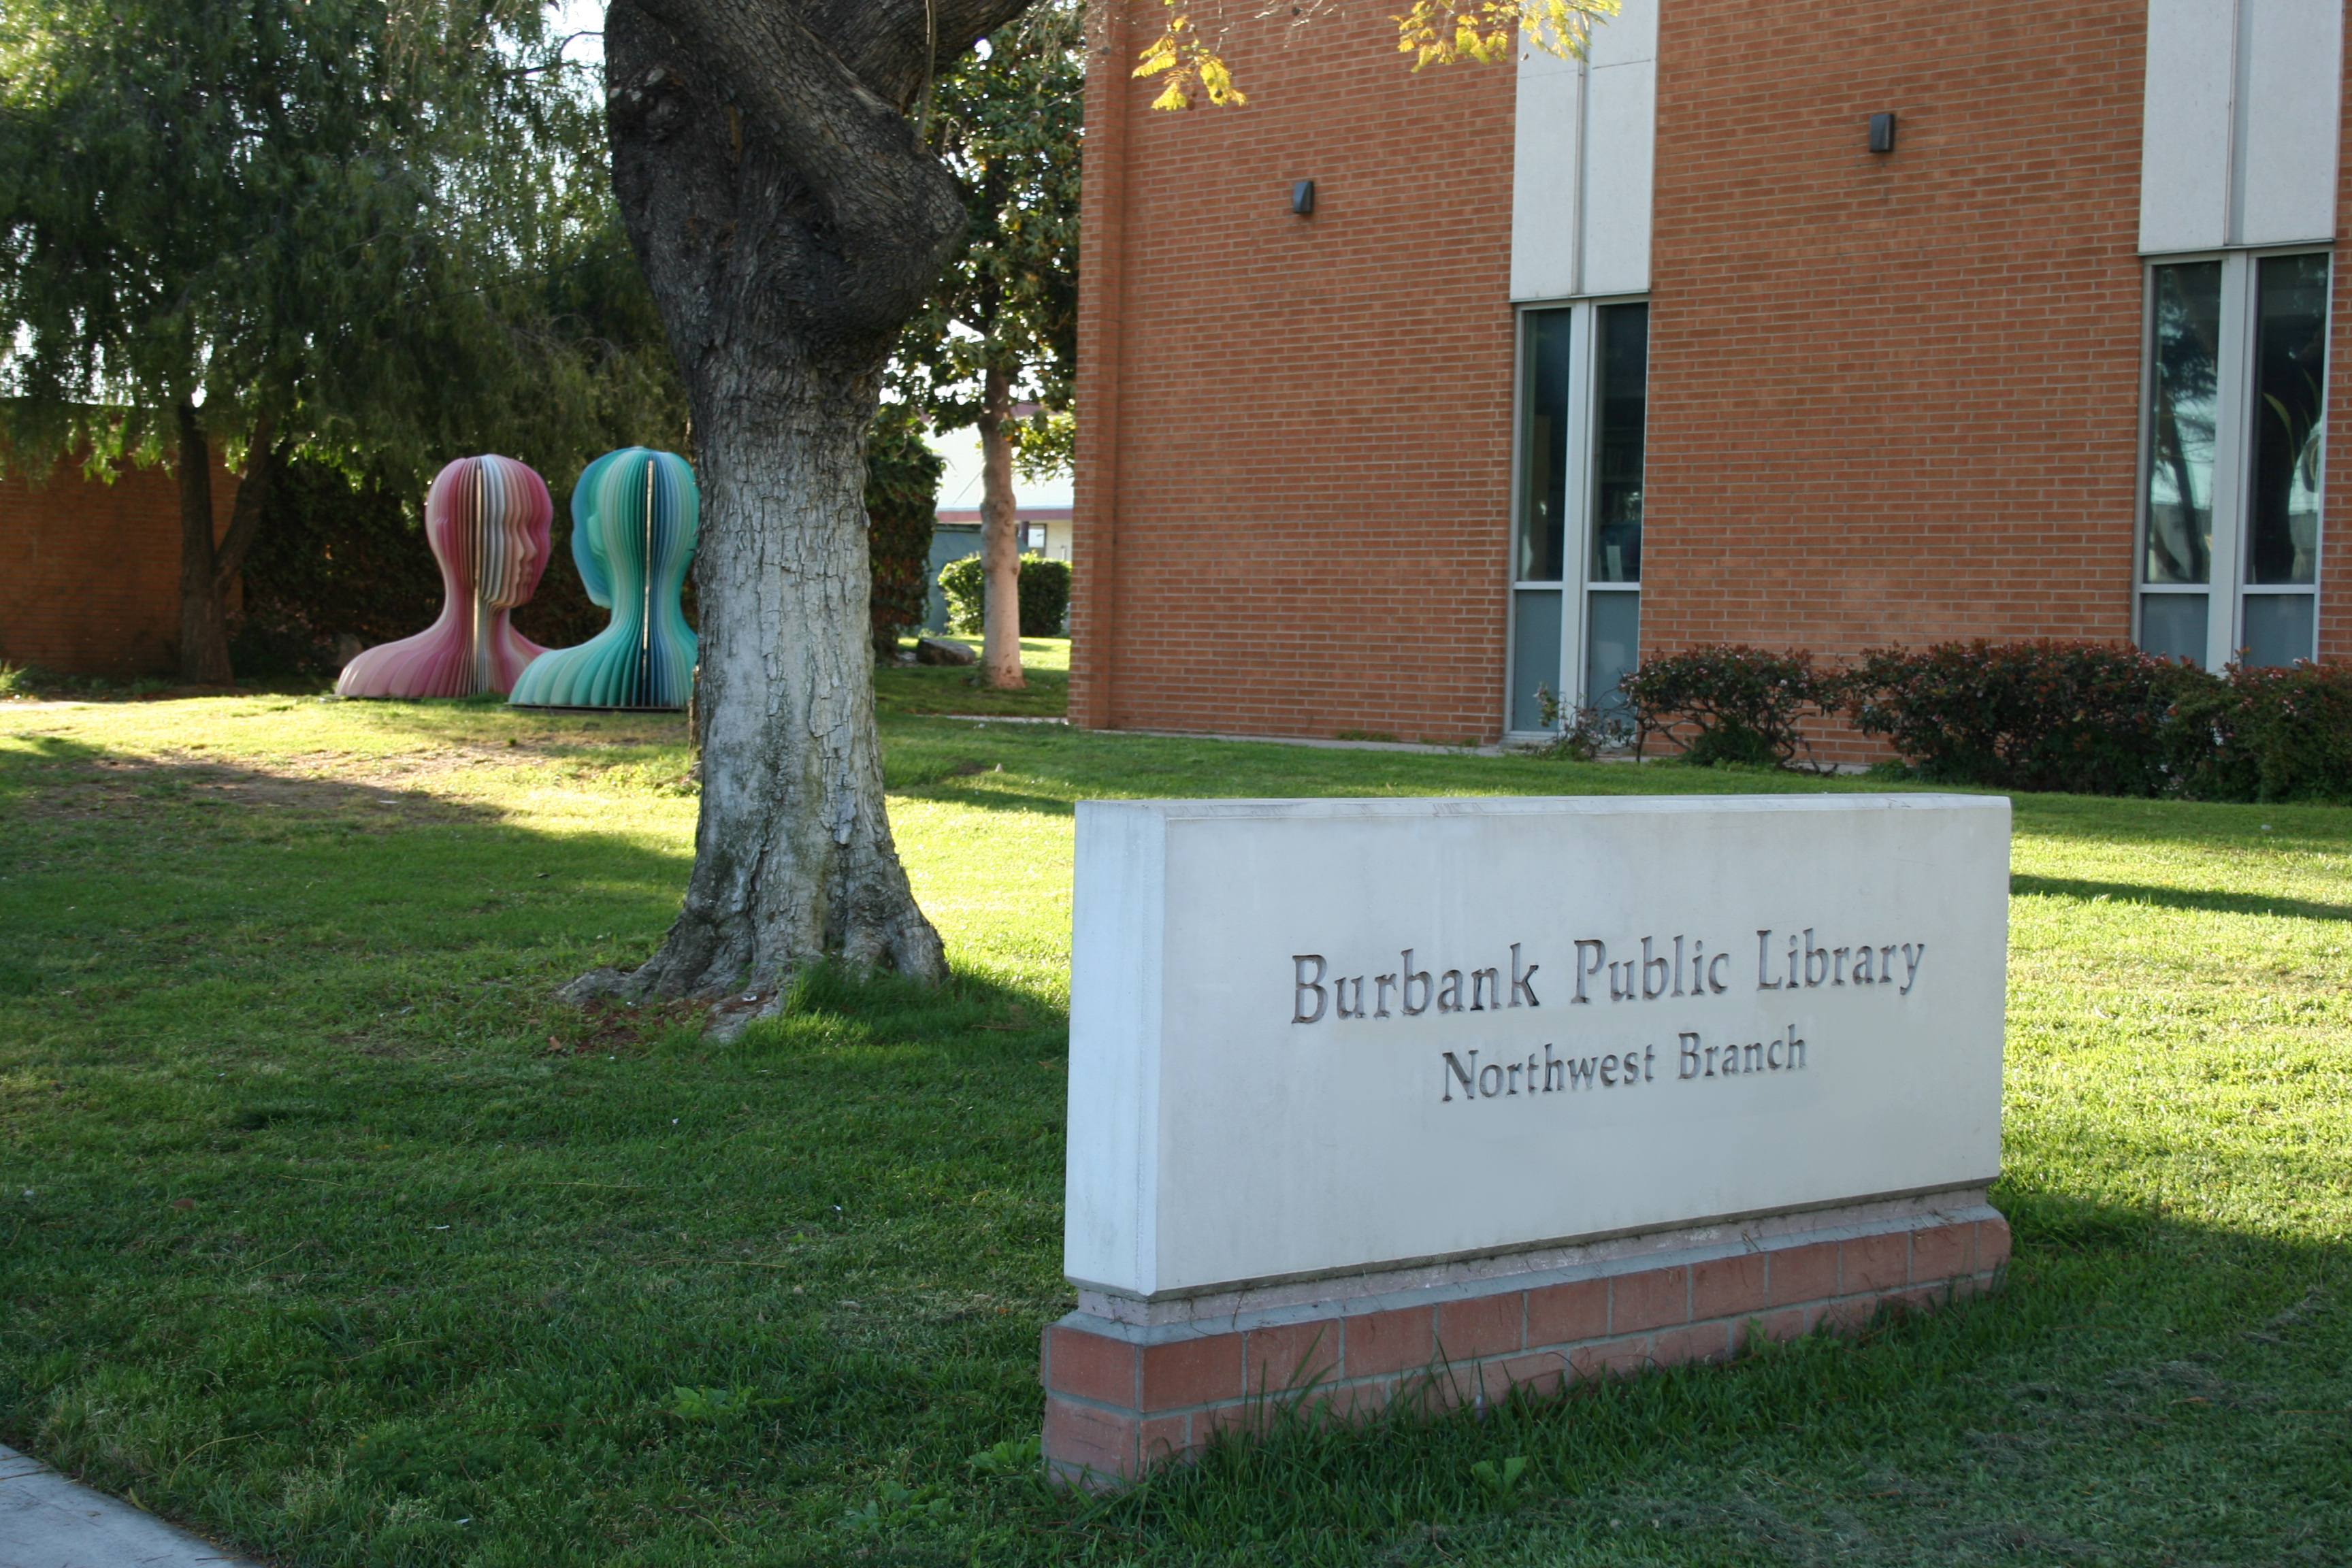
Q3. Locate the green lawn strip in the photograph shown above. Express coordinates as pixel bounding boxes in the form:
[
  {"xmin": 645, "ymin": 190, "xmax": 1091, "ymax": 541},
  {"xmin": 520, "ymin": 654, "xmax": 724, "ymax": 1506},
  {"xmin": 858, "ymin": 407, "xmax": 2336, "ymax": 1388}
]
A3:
[
  {"xmin": 1, "ymin": 702, "xmax": 2347, "ymax": 1565},
  {"xmin": 877, "ymin": 637, "xmax": 1070, "ymax": 719}
]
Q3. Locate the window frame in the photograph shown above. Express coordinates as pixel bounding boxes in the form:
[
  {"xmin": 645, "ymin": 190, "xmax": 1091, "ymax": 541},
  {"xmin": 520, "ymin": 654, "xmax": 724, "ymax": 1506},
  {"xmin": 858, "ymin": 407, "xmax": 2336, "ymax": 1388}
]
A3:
[
  {"xmin": 2134, "ymin": 244, "xmax": 2332, "ymax": 670},
  {"xmin": 1503, "ymin": 292, "xmax": 1649, "ymax": 739}
]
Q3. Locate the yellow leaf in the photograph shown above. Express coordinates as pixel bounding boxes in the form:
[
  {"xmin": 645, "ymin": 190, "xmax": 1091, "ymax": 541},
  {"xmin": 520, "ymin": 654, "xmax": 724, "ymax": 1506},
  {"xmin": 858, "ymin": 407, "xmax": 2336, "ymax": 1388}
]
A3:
[{"xmin": 1390, "ymin": 0, "xmax": 1620, "ymax": 73}]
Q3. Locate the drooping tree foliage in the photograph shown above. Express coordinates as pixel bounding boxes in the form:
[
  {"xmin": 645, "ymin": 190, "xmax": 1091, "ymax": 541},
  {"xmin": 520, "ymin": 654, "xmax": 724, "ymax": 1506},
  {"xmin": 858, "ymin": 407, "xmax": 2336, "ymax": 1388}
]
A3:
[{"xmin": 0, "ymin": 0, "xmax": 683, "ymax": 681}]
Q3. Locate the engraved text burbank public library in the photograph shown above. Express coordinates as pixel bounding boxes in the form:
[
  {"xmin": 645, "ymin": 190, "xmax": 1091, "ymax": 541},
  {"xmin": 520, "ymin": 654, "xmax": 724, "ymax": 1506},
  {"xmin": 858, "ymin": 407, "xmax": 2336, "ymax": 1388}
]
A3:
[{"xmin": 1290, "ymin": 929, "xmax": 1929, "ymax": 1103}]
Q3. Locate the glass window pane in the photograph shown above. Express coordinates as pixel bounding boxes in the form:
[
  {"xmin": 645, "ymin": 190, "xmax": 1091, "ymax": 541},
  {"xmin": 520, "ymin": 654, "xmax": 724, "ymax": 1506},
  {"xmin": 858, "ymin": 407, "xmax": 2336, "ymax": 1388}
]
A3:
[
  {"xmin": 1584, "ymin": 591, "xmax": 1639, "ymax": 717},
  {"xmin": 1590, "ymin": 304, "xmax": 1648, "ymax": 584},
  {"xmin": 2144, "ymin": 262, "xmax": 2221, "ymax": 585},
  {"xmin": 2138, "ymin": 593, "xmax": 2208, "ymax": 666},
  {"xmin": 2248, "ymin": 253, "xmax": 2328, "ymax": 585},
  {"xmin": 1516, "ymin": 312, "xmax": 1571, "ymax": 583},
  {"xmin": 1510, "ymin": 589, "xmax": 1564, "ymax": 730},
  {"xmin": 2241, "ymin": 593, "xmax": 2315, "ymax": 668}
]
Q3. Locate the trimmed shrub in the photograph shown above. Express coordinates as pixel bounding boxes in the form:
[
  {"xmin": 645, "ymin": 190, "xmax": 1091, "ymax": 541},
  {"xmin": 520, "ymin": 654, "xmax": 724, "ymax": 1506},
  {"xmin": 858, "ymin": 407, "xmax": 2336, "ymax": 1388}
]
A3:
[
  {"xmin": 938, "ymin": 555, "xmax": 982, "ymax": 633},
  {"xmin": 1618, "ymin": 645, "xmax": 1842, "ymax": 769},
  {"xmin": 1019, "ymin": 556, "xmax": 1072, "ymax": 636},
  {"xmin": 1845, "ymin": 640, "xmax": 2211, "ymax": 796},
  {"xmin": 2156, "ymin": 667, "xmax": 2258, "ymax": 802},
  {"xmin": 1582, "ymin": 636, "xmax": 2351, "ymax": 800},
  {"xmin": 938, "ymin": 553, "xmax": 1071, "ymax": 637},
  {"xmin": 866, "ymin": 405, "xmax": 944, "ymax": 659},
  {"xmin": 2172, "ymin": 661, "xmax": 2352, "ymax": 803}
]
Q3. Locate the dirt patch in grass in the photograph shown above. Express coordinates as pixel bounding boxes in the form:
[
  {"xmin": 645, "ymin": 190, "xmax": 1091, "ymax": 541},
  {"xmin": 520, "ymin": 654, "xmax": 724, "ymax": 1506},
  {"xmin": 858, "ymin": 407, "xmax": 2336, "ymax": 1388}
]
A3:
[
  {"xmin": 10, "ymin": 752, "xmax": 503, "ymax": 828},
  {"xmin": 541, "ymin": 997, "xmax": 708, "ymax": 1057}
]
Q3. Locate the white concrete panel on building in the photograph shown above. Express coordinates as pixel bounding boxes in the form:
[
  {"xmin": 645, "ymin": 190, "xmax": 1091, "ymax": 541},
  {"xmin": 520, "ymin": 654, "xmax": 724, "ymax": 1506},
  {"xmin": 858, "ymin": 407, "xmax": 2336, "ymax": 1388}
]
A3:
[
  {"xmin": 1510, "ymin": 50, "xmax": 1584, "ymax": 301},
  {"xmin": 1586, "ymin": 0, "xmax": 1657, "ymax": 69},
  {"xmin": 1510, "ymin": 0, "xmax": 1656, "ymax": 301},
  {"xmin": 2139, "ymin": 0, "xmax": 2237, "ymax": 252},
  {"xmin": 1064, "ymin": 795, "xmax": 2010, "ymax": 1302},
  {"xmin": 2233, "ymin": 0, "xmax": 2343, "ymax": 246},
  {"xmin": 1581, "ymin": 61, "xmax": 1656, "ymax": 295},
  {"xmin": 2141, "ymin": 0, "xmax": 2342, "ymax": 253}
]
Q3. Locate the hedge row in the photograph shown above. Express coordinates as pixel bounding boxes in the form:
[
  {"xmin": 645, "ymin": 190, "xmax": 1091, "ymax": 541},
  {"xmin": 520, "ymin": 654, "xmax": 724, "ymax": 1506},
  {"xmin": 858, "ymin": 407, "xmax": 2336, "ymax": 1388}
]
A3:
[
  {"xmin": 938, "ymin": 553, "xmax": 1071, "ymax": 638},
  {"xmin": 1601, "ymin": 640, "xmax": 2352, "ymax": 804}
]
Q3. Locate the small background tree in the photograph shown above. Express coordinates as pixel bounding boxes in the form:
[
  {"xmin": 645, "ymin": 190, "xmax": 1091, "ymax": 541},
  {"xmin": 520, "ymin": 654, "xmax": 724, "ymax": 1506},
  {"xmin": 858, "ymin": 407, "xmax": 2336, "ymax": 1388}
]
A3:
[{"xmin": 891, "ymin": 0, "xmax": 1082, "ymax": 690}]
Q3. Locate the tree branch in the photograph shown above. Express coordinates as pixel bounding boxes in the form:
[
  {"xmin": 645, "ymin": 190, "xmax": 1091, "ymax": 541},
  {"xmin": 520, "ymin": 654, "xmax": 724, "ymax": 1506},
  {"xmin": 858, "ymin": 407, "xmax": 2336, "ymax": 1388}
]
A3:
[
  {"xmin": 626, "ymin": 0, "xmax": 966, "ymax": 271},
  {"xmin": 802, "ymin": 0, "xmax": 1048, "ymax": 107},
  {"xmin": 211, "ymin": 414, "xmax": 278, "ymax": 594}
]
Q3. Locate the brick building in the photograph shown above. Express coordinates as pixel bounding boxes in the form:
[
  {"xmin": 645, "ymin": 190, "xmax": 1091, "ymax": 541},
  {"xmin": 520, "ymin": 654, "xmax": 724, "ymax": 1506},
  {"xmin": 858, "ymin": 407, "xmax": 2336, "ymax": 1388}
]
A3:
[
  {"xmin": 1, "ymin": 459, "xmax": 238, "ymax": 679},
  {"xmin": 1068, "ymin": 0, "xmax": 2349, "ymax": 745}
]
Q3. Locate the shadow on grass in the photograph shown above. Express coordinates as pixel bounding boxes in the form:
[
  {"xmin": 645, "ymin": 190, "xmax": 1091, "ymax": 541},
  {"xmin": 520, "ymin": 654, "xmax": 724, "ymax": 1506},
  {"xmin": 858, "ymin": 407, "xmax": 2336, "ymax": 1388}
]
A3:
[
  {"xmin": 2010, "ymin": 873, "xmax": 2352, "ymax": 924},
  {"xmin": 319, "ymin": 693, "xmax": 693, "ymax": 748},
  {"xmin": 876, "ymin": 664, "xmax": 1069, "ymax": 719},
  {"xmin": 0, "ymin": 728, "xmax": 515, "ymax": 830},
  {"xmin": 730, "ymin": 960, "xmax": 1066, "ymax": 1059},
  {"xmin": 888, "ymin": 781, "xmax": 1080, "ymax": 817}
]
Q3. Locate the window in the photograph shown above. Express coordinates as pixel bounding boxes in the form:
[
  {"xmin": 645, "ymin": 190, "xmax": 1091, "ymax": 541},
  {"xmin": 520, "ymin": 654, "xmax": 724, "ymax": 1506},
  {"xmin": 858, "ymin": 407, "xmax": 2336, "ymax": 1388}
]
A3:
[
  {"xmin": 2139, "ymin": 251, "xmax": 2329, "ymax": 669},
  {"xmin": 1507, "ymin": 299, "xmax": 1648, "ymax": 733}
]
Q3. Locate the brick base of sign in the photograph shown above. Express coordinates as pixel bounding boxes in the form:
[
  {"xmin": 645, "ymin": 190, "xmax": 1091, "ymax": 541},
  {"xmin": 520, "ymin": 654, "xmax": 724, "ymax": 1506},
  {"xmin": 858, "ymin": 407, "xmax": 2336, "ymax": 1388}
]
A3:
[{"xmin": 1040, "ymin": 1194, "xmax": 2010, "ymax": 1486}]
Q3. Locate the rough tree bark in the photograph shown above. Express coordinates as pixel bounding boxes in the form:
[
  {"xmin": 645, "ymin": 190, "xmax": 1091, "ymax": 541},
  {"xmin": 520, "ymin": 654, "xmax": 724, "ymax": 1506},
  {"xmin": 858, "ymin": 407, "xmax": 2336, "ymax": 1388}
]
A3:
[
  {"xmin": 975, "ymin": 365, "xmax": 1025, "ymax": 688},
  {"xmin": 174, "ymin": 403, "xmax": 278, "ymax": 685},
  {"xmin": 174, "ymin": 402, "xmax": 233, "ymax": 686},
  {"xmin": 585, "ymin": 0, "xmax": 1035, "ymax": 1030}
]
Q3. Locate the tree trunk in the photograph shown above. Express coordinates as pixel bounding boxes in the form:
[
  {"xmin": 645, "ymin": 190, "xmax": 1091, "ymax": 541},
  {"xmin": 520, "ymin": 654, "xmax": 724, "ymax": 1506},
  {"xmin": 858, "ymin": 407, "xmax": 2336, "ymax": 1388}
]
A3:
[
  {"xmin": 174, "ymin": 402, "xmax": 234, "ymax": 686},
  {"xmin": 589, "ymin": 0, "xmax": 1032, "ymax": 1028},
  {"xmin": 976, "ymin": 366, "xmax": 1025, "ymax": 688},
  {"xmin": 212, "ymin": 415, "xmax": 278, "ymax": 598}
]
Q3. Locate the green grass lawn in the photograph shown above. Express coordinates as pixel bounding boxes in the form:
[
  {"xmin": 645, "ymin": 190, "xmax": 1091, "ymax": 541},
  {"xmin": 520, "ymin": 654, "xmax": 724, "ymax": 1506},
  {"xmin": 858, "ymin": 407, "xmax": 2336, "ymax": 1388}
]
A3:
[
  {"xmin": 1, "ymin": 695, "xmax": 2347, "ymax": 1566},
  {"xmin": 875, "ymin": 636, "xmax": 1069, "ymax": 719}
]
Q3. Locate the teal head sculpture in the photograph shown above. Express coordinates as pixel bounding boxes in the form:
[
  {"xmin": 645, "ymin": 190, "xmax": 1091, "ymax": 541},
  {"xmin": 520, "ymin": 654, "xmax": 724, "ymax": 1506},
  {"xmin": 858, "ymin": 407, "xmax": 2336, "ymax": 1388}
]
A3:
[{"xmin": 508, "ymin": 448, "xmax": 700, "ymax": 710}]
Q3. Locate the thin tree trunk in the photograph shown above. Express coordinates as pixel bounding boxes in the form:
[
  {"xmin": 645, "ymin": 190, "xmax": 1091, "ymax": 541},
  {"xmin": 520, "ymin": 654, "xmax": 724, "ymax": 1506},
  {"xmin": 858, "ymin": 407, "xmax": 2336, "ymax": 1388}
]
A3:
[
  {"xmin": 976, "ymin": 365, "xmax": 1024, "ymax": 688},
  {"xmin": 583, "ymin": 0, "xmax": 1029, "ymax": 1032},
  {"xmin": 174, "ymin": 401, "xmax": 233, "ymax": 686},
  {"xmin": 212, "ymin": 414, "xmax": 278, "ymax": 598}
]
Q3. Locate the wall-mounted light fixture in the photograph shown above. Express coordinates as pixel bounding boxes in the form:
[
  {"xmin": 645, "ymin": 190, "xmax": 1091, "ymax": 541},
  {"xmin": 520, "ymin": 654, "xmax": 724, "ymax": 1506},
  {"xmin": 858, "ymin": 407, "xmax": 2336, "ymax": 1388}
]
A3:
[
  {"xmin": 1292, "ymin": 180, "xmax": 1316, "ymax": 216},
  {"xmin": 1867, "ymin": 113, "xmax": 1897, "ymax": 154}
]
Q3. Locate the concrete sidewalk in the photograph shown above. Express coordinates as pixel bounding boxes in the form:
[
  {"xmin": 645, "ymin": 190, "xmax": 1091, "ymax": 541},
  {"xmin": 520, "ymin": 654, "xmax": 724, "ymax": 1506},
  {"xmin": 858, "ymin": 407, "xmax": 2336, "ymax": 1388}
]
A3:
[{"xmin": 0, "ymin": 1444, "xmax": 259, "ymax": 1568}]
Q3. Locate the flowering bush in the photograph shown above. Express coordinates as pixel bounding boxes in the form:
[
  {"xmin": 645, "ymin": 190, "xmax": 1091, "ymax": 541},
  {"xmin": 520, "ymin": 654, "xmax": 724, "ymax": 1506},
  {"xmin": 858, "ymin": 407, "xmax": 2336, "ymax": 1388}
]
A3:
[
  {"xmin": 1612, "ymin": 637, "xmax": 2352, "ymax": 799},
  {"xmin": 2168, "ymin": 660, "xmax": 2352, "ymax": 803},
  {"xmin": 1841, "ymin": 640, "xmax": 2212, "ymax": 796},
  {"xmin": 1616, "ymin": 645, "xmax": 1842, "ymax": 770}
]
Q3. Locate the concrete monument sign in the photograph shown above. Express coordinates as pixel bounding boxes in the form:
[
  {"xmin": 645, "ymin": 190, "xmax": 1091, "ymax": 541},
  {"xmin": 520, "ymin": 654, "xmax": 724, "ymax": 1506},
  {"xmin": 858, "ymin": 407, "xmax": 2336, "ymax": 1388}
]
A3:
[{"xmin": 1043, "ymin": 794, "xmax": 2011, "ymax": 1482}]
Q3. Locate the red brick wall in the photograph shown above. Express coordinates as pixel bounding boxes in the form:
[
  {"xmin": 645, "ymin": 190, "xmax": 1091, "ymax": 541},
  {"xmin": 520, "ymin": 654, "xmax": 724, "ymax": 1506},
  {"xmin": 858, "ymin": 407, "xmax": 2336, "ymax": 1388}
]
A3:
[
  {"xmin": 1073, "ymin": 0, "xmax": 2347, "ymax": 745},
  {"xmin": 2324, "ymin": 16, "xmax": 2352, "ymax": 666},
  {"xmin": 0, "ymin": 457, "xmax": 239, "ymax": 679},
  {"xmin": 1070, "ymin": 4, "xmax": 1518, "ymax": 742},
  {"xmin": 1640, "ymin": 0, "xmax": 2150, "ymax": 682}
]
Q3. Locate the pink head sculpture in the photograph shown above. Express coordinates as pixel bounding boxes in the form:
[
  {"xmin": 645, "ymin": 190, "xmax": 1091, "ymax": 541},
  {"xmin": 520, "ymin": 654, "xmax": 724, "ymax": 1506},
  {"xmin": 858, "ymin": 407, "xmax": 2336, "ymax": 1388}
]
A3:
[{"xmin": 336, "ymin": 455, "xmax": 555, "ymax": 699}]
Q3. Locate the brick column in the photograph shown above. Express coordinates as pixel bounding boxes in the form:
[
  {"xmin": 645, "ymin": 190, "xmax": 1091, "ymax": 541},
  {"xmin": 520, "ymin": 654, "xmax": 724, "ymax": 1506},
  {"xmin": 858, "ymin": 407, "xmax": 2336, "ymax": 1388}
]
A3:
[{"xmin": 1068, "ymin": 0, "xmax": 1132, "ymax": 730}]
